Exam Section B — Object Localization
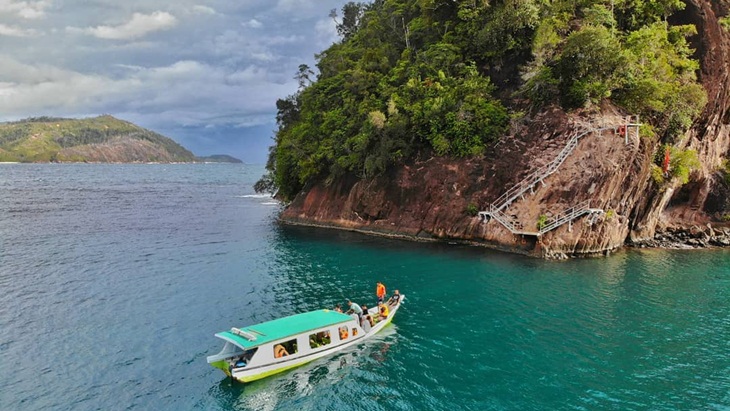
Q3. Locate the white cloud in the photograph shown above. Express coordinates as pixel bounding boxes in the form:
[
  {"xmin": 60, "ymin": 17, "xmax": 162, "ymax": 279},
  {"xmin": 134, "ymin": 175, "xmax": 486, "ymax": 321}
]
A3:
[
  {"xmin": 0, "ymin": 56, "xmax": 295, "ymax": 130},
  {"xmin": 0, "ymin": 23, "xmax": 38, "ymax": 37},
  {"xmin": 225, "ymin": 65, "xmax": 268, "ymax": 84},
  {"xmin": 314, "ymin": 17, "xmax": 338, "ymax": 47},
  {"xmin": 262, "ymin": 35, "xmax": 301, "ymax": 45},
  {"xmin": 74, "ymin": 11, "xmax": 178, "ymax": 40},
  {"xmin": 191, "ymin": 5, "xmax": 215, "ymax": 15},
  {"xmin": 0, "ymin": 0, "xmax": 50, "ymax": 19},
  {"xmin": 207, "ymin": 29, "xmax": 288, "ymax": 64},
  {"xmin": 275, "ymin": 0, "xmax": 316, "ymax": 14},
  {"xmin": 242, "ymin": 18, "xmax": 262, "ymax": 29}
]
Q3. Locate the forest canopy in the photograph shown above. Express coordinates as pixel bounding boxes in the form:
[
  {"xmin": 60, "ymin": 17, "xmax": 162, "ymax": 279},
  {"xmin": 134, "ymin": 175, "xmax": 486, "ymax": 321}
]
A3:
[{"xmin": 257, "ymin": 0, "xmax": 706, "ymax": 201}]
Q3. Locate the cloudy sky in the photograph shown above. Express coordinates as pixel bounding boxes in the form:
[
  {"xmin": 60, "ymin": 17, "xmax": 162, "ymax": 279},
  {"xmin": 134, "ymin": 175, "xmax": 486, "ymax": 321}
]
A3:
[{"xmin": 0, "ymin": 0, "xmax": 350, "ymax": 163}]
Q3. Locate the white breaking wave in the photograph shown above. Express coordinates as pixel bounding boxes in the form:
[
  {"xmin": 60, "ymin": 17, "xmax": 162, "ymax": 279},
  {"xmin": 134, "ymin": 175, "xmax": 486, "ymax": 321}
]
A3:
[
  {"xmin": 261, "ymin": 202, "xmax": 279, "ymax": 206},
  {"xmin": 236, "ymin": 194, "xmax": 271, "ymax": 198}
]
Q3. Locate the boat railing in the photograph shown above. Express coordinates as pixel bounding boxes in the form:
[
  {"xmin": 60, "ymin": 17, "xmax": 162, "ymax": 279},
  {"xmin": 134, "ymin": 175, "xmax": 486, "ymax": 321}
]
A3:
[{"xmin": 231, "ymin": 327, "xmax": 257, "ymax": 341}]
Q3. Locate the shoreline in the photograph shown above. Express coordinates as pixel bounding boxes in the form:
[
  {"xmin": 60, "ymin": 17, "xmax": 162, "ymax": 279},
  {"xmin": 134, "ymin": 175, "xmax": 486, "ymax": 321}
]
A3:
[{"xmin": 279, "ymin": 216, "xmax": 730, "ymax": 259}]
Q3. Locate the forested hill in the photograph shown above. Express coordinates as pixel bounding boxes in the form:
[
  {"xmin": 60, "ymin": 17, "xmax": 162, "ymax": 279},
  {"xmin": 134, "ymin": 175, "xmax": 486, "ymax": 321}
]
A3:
[
  {"xmin": 257, "ymin": 0, "xmax": 730, "ymax": 257},
  {"xmin": 0, "ymin": 115, "xmax": 195, "ymax": 163},
  {"xmin": 258, "ymin": 0, "xmax": 715, "ymax": 200}
]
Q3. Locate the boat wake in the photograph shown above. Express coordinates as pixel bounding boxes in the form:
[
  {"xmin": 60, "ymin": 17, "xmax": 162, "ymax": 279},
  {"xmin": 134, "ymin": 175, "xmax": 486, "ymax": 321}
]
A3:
[{"xmin": 215, "ymin": 328, "xmax": 401, "ymax": 411}]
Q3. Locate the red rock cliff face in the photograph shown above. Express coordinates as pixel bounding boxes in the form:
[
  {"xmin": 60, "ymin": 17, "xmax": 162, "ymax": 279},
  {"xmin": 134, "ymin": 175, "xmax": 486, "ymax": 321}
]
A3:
[{"xmin": 281, "ymin": 0, "xmax": 730, "ymax": 258}]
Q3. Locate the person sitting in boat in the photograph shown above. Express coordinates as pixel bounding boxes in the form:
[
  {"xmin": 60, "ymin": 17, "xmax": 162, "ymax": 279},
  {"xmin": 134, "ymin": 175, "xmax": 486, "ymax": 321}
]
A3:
[
  {"xmin": 334, "ymin": 304, "xmax": 343, "ymax": 313},
  {"xmin": 346, "ymin": 300, "xmax": 363, "ymax": 319},
  {"xmin": 361, "ymin": 305, "xmax": 375, "ymax": 328},
  {"xmin": 360, "ymin": 315, "xmax": 372, "ymax": 332},
  {"xmin": 378, "ymin": 301, "xmax": 389, "ymax": 319},
  {"xmin": 274, "ymin": 344, "xmax": 289, "ymax": 358},
  {"xmin": 376, "ymin": 282, "xmax": 386, "ymax": 303},
  {"xmin": 387, "ymin": 290, "xmax": 401, "ymax": 305},
  {"xmin": 339, "ymin": 326, "xmax": 349, "ymax": 340},
  {"xmin": 311, "ymin": 331, "xmax": 330, "ymax": 348},
  {"xmin": 233, "ymin": 357, "xmax": 247, "ymax": 368}
]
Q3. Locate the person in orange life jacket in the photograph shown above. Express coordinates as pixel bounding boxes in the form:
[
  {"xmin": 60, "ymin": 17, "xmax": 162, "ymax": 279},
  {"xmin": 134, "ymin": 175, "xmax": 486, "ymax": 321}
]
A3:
[{"xmin": 376, "ymin": 282, "xmax": 386, "ymax": 303}]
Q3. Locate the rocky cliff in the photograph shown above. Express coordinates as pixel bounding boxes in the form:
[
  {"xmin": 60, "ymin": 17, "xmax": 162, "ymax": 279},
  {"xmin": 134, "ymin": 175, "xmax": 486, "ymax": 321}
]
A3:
[{"xmin": 280, "ymin": 0, "xmax": 730, "ymax": 258}]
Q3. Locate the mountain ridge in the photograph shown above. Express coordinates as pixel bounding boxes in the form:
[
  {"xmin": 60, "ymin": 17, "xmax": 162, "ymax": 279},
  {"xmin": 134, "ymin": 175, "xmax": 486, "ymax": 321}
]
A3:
[{"xmin": 0, "ymin": 115, "xmax": 196, "ymax": 163}]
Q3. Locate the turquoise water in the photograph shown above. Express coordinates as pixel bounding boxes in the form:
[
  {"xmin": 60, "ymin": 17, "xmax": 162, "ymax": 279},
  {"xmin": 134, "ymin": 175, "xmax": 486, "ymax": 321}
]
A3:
[{"xmin": 1, "ymin": 164, "xmax": 729, "ymax": 410}]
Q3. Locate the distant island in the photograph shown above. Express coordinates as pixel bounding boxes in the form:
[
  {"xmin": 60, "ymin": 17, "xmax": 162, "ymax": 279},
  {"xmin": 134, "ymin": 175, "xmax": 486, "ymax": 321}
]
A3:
[
  {"xmin": 195, "ymin": 154, "xmax": 242, "ymax": 163},
  {"xmin": 0, "ymin": 115, "xmax": 196, "ymax": 163}
]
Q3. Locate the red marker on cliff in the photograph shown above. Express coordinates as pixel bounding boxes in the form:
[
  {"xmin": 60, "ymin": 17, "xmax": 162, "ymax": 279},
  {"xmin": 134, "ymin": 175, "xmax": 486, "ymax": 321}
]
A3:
[{"xmin": 662, "ymin": 147, "xmax": 671, "ymax": 176}]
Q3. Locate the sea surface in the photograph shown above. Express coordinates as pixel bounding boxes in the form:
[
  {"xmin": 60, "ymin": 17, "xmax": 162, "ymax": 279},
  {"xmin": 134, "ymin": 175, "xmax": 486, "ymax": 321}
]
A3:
[{"xmin": 1, "ymin": 164, "xmax": 729, "ymax": 411}]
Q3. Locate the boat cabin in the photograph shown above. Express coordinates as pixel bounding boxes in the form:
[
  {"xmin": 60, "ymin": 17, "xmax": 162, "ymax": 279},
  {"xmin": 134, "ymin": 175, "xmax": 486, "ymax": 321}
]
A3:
[{"xmin": 207, "ymin": 309, "xmax": 364, "ymax": 375}]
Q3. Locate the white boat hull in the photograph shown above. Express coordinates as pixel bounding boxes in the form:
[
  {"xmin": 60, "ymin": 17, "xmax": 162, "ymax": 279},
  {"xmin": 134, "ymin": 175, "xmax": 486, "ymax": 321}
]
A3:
[{"xmin": 209, "ymin": 295, "xmax": 404, "ymax": 383}]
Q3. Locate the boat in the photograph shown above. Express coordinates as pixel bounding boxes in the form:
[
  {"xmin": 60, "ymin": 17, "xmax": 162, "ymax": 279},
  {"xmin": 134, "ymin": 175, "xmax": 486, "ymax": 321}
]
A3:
[{"xmin": 207, "ymin": 294, "xmax": 405, "ymax": 383}]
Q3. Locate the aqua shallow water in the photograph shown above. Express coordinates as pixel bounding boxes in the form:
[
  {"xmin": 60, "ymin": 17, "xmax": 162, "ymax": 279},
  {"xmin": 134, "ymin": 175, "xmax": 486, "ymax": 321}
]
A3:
[{"xmin": 1, "ymin": 164, "xmax": 729, "ymax": 411}]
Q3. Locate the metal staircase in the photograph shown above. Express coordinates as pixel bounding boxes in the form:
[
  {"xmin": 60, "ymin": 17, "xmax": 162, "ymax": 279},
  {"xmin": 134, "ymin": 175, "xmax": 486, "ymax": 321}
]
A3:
[
  {"xmin": 478, "ymin": 120, "xmax": 639, "ymax": 237},
  {"xmin": 537, "ymin": 201, "xmax": 603, "ymax": 235},
  {"xmin": 480, "ymin": 201, "xmax": 602, "ymax": 236},
  {"xmin": 487, "ymin": 125, "xmax": 618, "ymax": 214}
]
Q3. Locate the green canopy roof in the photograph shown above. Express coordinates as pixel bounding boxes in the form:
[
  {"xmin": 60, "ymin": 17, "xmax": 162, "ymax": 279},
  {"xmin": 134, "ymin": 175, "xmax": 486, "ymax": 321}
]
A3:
[{"xmin": 216, "ymin": 309, "xmax": 353, "ymax": 349}]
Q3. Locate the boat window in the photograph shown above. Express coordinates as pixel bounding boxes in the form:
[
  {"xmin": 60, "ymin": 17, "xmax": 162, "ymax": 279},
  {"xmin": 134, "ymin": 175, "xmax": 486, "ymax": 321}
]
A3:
[
  {"xmin": 309, "ymin": 331, "xmax": 331, "ymax": 349},
  {"xmin": 274, "ymin": 339, "xmax": 297, "ymax": 358},
  {"xmin": 232, "ymin": 348, "xmax": 258, "ymax": 369},
  {"xmin": 352, "ymin": 327, "xmax": 358, "ymax": 336},
  {"xmin": 338, "ymin": 326, "xmax": 349, "ymax": 340}
]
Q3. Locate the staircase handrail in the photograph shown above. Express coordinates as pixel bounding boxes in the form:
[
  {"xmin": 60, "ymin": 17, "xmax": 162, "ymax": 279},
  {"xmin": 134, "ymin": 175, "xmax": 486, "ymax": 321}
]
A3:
[
  {"xmin": 488, "ymin": 208, "xmax": 519, "ymax": 232},
  {"xmin": 489, "ymin": 126, "xmax": 617, "ymax": 212},
  {"xmin": 481, "ymin": 201, "xmax": 603, "ymax": 236},
  {"xmin": 537, "ymin": 201, "xmax": 602, "ymax": 235}
]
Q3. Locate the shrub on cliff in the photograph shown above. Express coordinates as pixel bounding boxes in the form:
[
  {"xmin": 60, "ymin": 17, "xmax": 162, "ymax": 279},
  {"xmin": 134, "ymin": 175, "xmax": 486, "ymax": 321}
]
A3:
[{"xmin": 652, "ymin": 145, "xmax": 701, "ymax": 186}]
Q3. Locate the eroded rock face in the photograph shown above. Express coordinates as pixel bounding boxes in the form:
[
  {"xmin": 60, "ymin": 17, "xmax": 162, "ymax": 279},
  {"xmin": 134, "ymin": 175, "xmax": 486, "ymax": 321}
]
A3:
[{"xmin": 280, "ymin": 0, "xmax": 730, "ymax": 258}]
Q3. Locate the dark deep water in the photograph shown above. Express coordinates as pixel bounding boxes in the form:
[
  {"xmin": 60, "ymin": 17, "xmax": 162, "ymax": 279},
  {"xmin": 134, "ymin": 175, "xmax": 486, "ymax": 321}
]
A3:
[{"xmin": 1, "ymin": 164, "xmax": 729, "ymax": 410}]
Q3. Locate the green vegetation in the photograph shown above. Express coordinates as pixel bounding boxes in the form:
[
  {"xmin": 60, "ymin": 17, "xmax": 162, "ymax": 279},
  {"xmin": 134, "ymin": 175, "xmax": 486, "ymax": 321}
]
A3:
[
  {"xmin": 466, "ymin": 203, "xmax": 478, "ymax": 217},
  {"xmin": 605, "ymin": 209, "xmax": 616, "ymax": 220},
  {"xmin": 651, "ymin": 144, "xmax": 701, "ymax": 185},
  {"xmin": 259, "ymin": 0, "xmax": 707, "ymax": 201},
  {"xmin": 0, "ymin": 115, "xmax": 194, "ymax": 163},
  {"xmin": 536, "ymin": 214, "xmax": 549, "ymax": 230},
  {"xmin": 720, "ymin": 17, "xmax": 730, "ymax": 32}
]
